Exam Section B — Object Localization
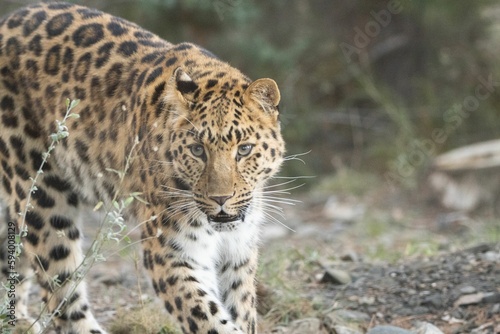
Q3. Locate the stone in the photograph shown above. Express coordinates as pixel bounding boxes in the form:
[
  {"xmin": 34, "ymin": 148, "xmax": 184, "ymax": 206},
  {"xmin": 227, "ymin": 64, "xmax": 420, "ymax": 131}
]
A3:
[
  {"xmin": 459, "ymin": 285, "xmax": 476, "ymax": 294},
  {"xmin": 367, "ymin": 325, "xmax": 413, "ymax": 334},
  {"xmin": 481, "ymin": 251, "xmax": 500, "ymax": 263},
  {"xmin": 270, "ymin": 326, "xmax": 288, "ymax": 334},
  {"xmin": 287, "ymin": 318, "xmax": 327, "ymax": 334},
  {"xmin": 359, "ymin": 296, "xmax": 376, "ymax": 305},
  {"xmin": 324, "ymin": 309, "xmax": 370, "ymax": 333},
  {"xmin": 340, "ymin": 251, "xmax": 360, "ymax": 262},
  {"xmin": 482, "ymin": 292, "xmax": 500, "ymax": 304},
  {"xmin": 453, "ymin": 293, "xmax": 484, "ymax": 307},
  {"xmin": 325, "ymin": 309, "xmax": 371, "ymax": 323},
  {"xmin": 415, "ymin": 322, "xmax": 445, "ymax": 334},
  {"xmin": 421, "ymin": 294, "xmax": 444, "ymax": 308},
  {"xmin": 321, "ymin": 268, "xmax": 352, "ymax": 285},
  {"xmin": 333, "ymin": 325, "xmax": 363, "ymax": 334},
  {"xmin": 490, "ymin": 303, "xmax": 500, "ymax": 314}
]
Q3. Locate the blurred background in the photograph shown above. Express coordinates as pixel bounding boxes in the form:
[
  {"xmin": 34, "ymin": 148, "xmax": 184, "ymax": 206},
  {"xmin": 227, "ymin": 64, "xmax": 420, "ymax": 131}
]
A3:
[{"xmin": 2, "ymin": 0, "xmax": 499, "ymax": 252}]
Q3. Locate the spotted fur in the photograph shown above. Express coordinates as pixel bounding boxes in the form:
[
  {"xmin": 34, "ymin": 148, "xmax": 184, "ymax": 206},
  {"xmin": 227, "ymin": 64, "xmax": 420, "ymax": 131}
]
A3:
[{"xmin": 0, "ymin": 2, "xmax": 284, "ymax": 334}]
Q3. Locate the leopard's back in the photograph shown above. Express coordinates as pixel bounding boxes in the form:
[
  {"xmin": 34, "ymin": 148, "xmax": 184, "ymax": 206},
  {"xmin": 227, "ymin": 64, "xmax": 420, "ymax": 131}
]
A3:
[{"xmin": 0, "ymin": 3, "xmax": 171, "ymax": 193}]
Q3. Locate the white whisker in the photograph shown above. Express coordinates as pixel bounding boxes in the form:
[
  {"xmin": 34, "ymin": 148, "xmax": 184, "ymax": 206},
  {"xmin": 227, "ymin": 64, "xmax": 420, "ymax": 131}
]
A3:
[
  {"xmin": 171, "ymin": 112, "xmax": 201, "ymax": 133},
  {"xmin": 260, "ymin": 206, "xmax": 286, "ymax": 220},
  {"xmin": 260, "ymin": 210, "xmax": 295, "ymax": 233},
  {"xmin": 270, "ymin": 175, "xmax": 314, "ymax": 180},
  {"xmin": 255, "ymin": 195, "xmax": 301, "ymax": 203},
  {"xmin": 283, "ymin": 150, "xmax": 311, "ymax": 164},
  {"xmin": 256, "ymin": 198, "xmax": 298, "ymax": 207},
  {"xmin": 262, "ymin": 179, "xmax": 297, "ymax": 189},
  {"xmin": 260, "ymin": 183, "xmax": 306, "ymax": 194}
]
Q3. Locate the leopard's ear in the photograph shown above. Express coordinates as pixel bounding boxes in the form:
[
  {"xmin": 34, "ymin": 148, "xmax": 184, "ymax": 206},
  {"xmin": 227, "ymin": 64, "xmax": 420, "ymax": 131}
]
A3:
[
  {"xmin": 170, "ymin": 67, "xmax": 198, "ymax": 102},
  {"xmin": 242, "ymin": 78, "xmax": 280, "ymax": 114}
]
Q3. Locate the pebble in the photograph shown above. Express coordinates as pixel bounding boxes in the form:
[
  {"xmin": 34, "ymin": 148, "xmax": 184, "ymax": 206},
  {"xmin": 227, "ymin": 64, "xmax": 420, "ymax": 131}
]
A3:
[
  {"xmin": 321, "ymin": 268, "xmax": 352, "ymax": 285},
  {"xmin": 415, "ymin": 322, "xmax": 445, "ymax": 334},
  {"xmin": 459, "ymin": 285, "xmax": 476, "ymax": 294},
  {"xmin": 481, "ymin": 250, "xmax": 500, "ymax": 263},
  {"xmin": 359, "ymin": 296, "xmax": 376, "ymax": 305},
  {"xmin": 421, "ymin": 294, "xmax": 444, "ymax": 308},
  {"xmin": 340, "ymin": 251, "xmax": 360, "ymax": 262},
  {"xmin": 482, "ymin": 292, "xmax": 500, "ymax": 304},
  {"xmin": 270, "ymin": 326, "xmax": 287, "ymax": 334},
  {"xmin": 367, "ymin": 325, "xmax": 413, "ymax": 334},
  {"xmin": 323, "ymin": 309, "xmax": 369, "ymax": 334},
  {"xmin": 285, "ymin": 318, "xmax": 327, "ymax": 334},
  {"xmin": 453, "ymin": 292, "xmax": 484, "ymax": 307},
  {"xmin": 325, "ymin": 309, "xmax": 371, "ymax": 323},
  {"xmin": 333, "ymin": 325, "xmax": 363, "ymax": 334}
]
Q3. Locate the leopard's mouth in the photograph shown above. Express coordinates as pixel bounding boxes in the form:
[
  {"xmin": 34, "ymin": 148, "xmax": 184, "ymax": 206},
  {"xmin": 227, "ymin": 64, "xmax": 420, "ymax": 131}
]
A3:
[{"xmin": 208, "ymin": 213, "xmax": 242, "ymax": 223}]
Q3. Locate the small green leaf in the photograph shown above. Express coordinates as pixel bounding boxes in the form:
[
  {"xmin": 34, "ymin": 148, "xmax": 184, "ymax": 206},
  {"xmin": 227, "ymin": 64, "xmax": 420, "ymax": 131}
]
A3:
[
  {"xmin": 123, "ymin": 196, "xmax": 134, "ymax": 207},
  {"xmin": 132, "ymin": 192, "xmax": 149, "ymax": 204},
  {"xmin": 70, "ymin": 99, "xmax": 80, "ymax": 109},
  {"xmin": 93, "ymin": 201, "xmax": 104, "ymax": 211}
]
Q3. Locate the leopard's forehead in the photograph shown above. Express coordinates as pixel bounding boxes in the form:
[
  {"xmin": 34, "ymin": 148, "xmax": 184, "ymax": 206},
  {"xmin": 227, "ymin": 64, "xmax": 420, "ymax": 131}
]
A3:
[{"xmin": 181, "ymin": 95, "xmax": 278, "ymax": 150}]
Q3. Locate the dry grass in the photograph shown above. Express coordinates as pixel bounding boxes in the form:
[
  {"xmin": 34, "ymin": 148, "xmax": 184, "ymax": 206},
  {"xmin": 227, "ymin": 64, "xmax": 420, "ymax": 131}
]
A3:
[
  {"xmin": 109, "ymin": 302, "xmax": 181, "ymax": 334},
  {"xmin": 257, "ymin": 245, "xmax": 324, "ymax": 328}
]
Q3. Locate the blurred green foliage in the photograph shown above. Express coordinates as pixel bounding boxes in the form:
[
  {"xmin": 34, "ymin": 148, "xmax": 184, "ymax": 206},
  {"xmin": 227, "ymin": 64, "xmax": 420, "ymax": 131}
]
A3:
[{"xmin": 2, "ymin": 0, "xmax": 500, "ymax": 185}]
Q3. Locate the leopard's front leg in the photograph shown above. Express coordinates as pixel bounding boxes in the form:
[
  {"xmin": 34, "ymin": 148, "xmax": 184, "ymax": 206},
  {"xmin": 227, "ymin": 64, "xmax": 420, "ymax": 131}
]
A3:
[
  {"xmin": 217, "ymin": 246, "xmax": 258, "ymax": 334},
  {"xmin": 141, "ymin": 213, "xmax": 244, "ymax": 334}
]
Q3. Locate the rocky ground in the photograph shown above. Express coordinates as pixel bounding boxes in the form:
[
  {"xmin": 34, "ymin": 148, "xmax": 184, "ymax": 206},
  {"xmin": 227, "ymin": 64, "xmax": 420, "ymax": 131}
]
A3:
[
  {"xmin": 15, "ymin": 183, "xmax": 500, "ymax": 334},
  {"xmin": 254, "ymin": 188, "xmax": 500, "ymax": 334},
  {"xmin": 270, "ymin": 243, "xmax": 500, "ymax": 334}
]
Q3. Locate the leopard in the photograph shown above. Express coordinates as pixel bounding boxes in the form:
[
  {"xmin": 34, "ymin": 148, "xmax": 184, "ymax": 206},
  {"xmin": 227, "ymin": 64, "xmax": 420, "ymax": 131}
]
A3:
[{"xmin": 0, "ymin": 2, "xmax": 285, "ymax": 334}]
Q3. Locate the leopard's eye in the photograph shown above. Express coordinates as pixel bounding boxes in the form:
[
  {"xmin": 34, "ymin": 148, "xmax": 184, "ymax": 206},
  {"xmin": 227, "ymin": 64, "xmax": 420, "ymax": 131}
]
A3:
[
  {"xmin": 237, "ymin": 144, "xmax": 253, "ymax": 157},
  {"xmin": 190, "ymin": 144, "xmax": 205, "ymax": 158}
]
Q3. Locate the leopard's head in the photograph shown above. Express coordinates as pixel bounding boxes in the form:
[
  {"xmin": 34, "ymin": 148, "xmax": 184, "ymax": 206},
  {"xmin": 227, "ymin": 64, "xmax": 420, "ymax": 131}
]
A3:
[{"xmin": 164, "ymin": 67, "xmax": 284, "ymax": 231}]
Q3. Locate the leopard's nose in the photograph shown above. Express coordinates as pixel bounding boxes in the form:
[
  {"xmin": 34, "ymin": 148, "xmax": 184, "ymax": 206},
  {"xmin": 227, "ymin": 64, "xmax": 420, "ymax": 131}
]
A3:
[{"xmin": 209, "ymin": 195, "xmax": 232, "ymax": 206}]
